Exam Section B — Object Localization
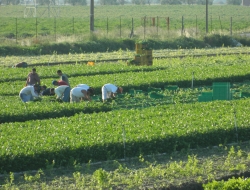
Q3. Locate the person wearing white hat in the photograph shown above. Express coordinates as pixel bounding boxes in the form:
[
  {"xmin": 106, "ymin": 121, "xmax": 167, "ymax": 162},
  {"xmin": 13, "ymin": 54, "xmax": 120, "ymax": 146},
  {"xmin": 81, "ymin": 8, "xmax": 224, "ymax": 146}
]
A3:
[
  {"xmin": 70, "ymin": 85, "xmax": 94, "ymax": 103},
  {"xmin": 102, "ymin": 83, "xmax": 123, "ymax": 102}
]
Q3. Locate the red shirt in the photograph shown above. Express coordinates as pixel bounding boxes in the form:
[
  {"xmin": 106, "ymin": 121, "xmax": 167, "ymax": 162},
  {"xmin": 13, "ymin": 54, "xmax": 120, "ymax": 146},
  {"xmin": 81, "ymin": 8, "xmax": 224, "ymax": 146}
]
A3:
[{"xmin": 58, "ymin": 80, "xmax": 68, "ymax": 86}]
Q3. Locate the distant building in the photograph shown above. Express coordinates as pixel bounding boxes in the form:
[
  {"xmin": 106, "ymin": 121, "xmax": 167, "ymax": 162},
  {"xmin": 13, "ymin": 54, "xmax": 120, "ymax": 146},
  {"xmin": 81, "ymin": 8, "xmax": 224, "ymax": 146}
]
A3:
[{"xmin": 242, "ymin": 0, "xmax": 250, "ymax": 6}]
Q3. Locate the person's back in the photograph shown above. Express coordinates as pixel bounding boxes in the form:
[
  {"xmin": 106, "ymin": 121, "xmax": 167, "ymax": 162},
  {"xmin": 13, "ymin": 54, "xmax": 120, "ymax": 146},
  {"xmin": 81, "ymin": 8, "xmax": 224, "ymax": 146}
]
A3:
[
  {"xmin": 61, "ymin": 74, "xmax": 70, "ymax": 86},
  {"xmin": 57, "ymin": 70, "xmax": 70, "ymax": 86},
  {"xmin": 71, "ymin": 86, "xmax": 89, "ymax": 98},
  {"xmin": 19, "ymin": 85, "xmax": 39, "ymax": 102},
  {"xmin": 42, "ymin": 88, "xmax": 55, "ymax": 96}
]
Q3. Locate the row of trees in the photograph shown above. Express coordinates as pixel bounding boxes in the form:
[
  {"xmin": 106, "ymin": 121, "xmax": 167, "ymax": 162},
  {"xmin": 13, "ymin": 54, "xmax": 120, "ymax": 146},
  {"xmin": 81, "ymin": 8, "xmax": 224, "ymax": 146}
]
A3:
[{"xmin": 0, "ymin": 0, "xmax": 242, "ymax": 6}]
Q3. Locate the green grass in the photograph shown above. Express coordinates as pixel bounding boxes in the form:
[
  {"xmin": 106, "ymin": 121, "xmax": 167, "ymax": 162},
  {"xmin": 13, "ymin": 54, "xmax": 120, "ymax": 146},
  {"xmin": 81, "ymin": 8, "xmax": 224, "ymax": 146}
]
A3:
[{"xmin": 0, "ymin": 5, "xmax": 250, "ymax": 43}]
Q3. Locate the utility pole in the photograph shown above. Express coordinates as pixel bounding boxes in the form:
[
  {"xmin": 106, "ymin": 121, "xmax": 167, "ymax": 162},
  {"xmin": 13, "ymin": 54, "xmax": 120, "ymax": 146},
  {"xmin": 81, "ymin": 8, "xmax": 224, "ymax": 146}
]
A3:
[
  {"xmin": 90, "ymin": 0, "xmax": 94, "ymax": 32},
  {"xmin": 206, "ymin": 0, "xmax": 208, "ymax": 33}
]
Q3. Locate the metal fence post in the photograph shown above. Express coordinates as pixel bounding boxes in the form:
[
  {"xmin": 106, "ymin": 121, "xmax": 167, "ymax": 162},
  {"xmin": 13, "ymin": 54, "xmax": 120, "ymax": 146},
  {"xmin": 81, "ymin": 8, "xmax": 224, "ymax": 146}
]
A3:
[
  {"xmin": 16, "ymin": 18, "xmax": 17, "ymax": 44},
  {"xmin": 73, "ymin": 17, "xmax": 74, "ymax": 35},
  {"xmin": 36, "ymin": 17, "xmax": 38, "ymax": 40},
  {"xmin": 156, "ymin": 16, "xmax": 158, "ymax": 36},
  {"xmin": 107, "ymin": 17, "xmax": 108, "ymax": 35},
  {"xmin": 54, "ymin": 17, "xmax": 56, "ymax": 42},
  {"xmin": 211, "ymin": 15, "xmax": 212, "ymax": 32},
  {"xmin": 130, "ymin": 17, "xmax": 134, "ymax": 38},
  {"xmin": 230, "ymin": 17, "xmax": 232, "ymax": 36},
  {"xmin": 144, "ymin": 16, "xmax": 146, "ymax": 39},
  {"xmin": 167, "ymin": 17, "xmax": 169, "ymax": 34},
  {"xmin": 120, "ymin": 16, "xmax": 122, "ymax": 38},
  {"xmin": 196, "ymin": 15, "xmax": 197, "ymax": 37},
  {"xmin": 181, "ymin": 16, "xmax": 184, "ymax": 36}
]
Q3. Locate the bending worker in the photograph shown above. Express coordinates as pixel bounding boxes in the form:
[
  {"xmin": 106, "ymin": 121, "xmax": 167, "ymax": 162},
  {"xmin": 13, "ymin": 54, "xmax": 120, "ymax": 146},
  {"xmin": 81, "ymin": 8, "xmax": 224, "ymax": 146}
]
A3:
[
  {"xmin": 70, "ymin": 84, "xmax": 94, "ymax": 103},
  {"xmin": 57, "ymin": 70, "xmax": 70, "ymax": 86},
  {"xmin": 40, "ymin": 85, "xmax": 55, "ymax": 96},
  {"xmin": 19, "ymin": 84, "xmax": 40, "ymax": 103},
  {"xmin": 102, "ymin": 83, "xmax": 123, "ymax": 103},
  {"xmin": 55, "ymin": 85, "xmax": 70, "ymax": 102},
  {"xmin": 52, "ymin": 80, "xmax": 68, "ymax": 86}
]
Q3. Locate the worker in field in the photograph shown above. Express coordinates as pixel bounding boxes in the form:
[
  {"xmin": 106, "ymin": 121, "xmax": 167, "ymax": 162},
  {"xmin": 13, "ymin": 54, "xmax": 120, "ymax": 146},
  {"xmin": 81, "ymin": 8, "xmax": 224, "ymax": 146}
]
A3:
[
  {"xmin": 40, "ymin": 85, "xmax": 55, "ymax": 96},
  {"xmin": 102, "ymin": 83, "xmax": 123, "ymax": 103},
  {"xmin": 54, "ymin": 85, "xmax": 71, "ymax": 102},
  {"xmin": 52, "ymin": 80, "xmax": 68, "ymax": 86},
  {"xmin": 19, "ymin": 84, "xmax": 41, "ymax": 103},
  {"xmin": 14, "ymin": 62, "xmax": 28, "ymax": 68},
  {"xmin": 57, "ymin": 70, "xmax": 70, "ymax": 87},
  {"xmin": 26, "ymin": 68, "xmax": 40, "ymax": 86},
  {"xmin": 70, "ymin": 85, "xmax": 94, "ymax": 103}
]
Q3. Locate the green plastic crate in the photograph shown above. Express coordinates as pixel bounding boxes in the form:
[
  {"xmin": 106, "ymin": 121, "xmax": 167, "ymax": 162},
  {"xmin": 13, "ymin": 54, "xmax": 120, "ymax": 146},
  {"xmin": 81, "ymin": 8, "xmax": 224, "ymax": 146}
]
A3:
[{"xmin": 198, "ymin": 95, "xmax": 213, "ymax": 102}]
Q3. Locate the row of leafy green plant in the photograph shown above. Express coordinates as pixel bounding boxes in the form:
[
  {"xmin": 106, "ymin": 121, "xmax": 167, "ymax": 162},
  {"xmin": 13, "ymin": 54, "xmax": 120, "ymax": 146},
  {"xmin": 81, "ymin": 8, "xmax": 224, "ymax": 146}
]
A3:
[
  {"xmin": 0, "ymin": 96, "xmax": 111, "ymax": 123},
  {"xmin": 1, "ymin": 145, "xmax": 250, "ymax": 189},
  {"xmin": 1, "ymin": 98, "xmax": 250, "ymax": 172},
  {"xmin": 1, "ymin": 46, "xmax": 250, "ymax": 67},
  {"xmin": 1, "ymin": 54, "xmax": 250, "ymax": 96}
]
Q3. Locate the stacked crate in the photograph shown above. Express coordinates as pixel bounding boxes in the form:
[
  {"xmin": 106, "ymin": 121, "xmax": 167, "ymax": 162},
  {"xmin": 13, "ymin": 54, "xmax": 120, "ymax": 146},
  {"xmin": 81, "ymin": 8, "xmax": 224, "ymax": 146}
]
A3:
[
  {"xmin": 127, "ymin": 42, "xmax": 153, "ymax": 66},
  {"xmin": 198, "ymin": 82, "xmax": 232, "ymax": 102},
  {"xmin": 212, "ymin": 82, "xmax": 231, "ymax": 100}
]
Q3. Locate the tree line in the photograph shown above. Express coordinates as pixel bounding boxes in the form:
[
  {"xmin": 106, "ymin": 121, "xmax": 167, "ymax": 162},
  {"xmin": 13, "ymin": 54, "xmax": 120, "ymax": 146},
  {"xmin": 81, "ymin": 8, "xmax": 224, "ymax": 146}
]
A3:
[{"xmin": 0, "ymin": 0, "xmax": 242, "ymax": 6}]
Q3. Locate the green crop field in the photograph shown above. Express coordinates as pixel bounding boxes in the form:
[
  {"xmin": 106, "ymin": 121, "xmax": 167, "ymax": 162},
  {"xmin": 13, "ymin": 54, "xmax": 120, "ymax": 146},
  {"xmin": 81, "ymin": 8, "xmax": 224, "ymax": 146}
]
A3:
[
  {"xmin": 0, "ymin": 5, "xmax": 250, "ymax": 42},
  {"xmin": 1, "ymin": 47, "xmax": 250, "ymax": 189}
]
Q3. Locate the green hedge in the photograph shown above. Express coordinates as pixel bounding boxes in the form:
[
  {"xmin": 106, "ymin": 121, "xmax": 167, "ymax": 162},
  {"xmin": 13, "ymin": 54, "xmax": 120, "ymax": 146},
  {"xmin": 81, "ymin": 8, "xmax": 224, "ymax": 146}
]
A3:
[{"xmin": 1, "ymin": 35, "xmax": 248, "ymax": 56}]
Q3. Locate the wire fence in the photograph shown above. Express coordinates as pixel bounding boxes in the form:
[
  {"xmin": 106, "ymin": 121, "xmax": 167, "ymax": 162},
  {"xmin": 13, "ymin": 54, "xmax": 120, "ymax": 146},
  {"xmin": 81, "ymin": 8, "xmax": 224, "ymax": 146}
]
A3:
[{"xmin": 0, "ymin": 15, "xmax": 250, "ymax": 44}]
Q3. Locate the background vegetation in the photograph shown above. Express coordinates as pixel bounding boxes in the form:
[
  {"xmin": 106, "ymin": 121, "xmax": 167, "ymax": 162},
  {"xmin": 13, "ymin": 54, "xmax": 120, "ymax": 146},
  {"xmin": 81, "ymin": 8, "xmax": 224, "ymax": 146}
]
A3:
[{"xmin": 0, "ymin": 5, "xmax": 249, "ymax": 52}]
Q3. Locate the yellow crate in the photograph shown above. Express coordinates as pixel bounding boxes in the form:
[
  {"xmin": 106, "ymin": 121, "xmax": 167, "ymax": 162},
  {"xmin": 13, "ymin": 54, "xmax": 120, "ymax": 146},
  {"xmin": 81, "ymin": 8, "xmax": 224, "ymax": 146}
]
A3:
[
  {"xmin": 147, "ymin": 60, "xmax": 153, "ymax": 66},
  {"xmin": 136, "ymin": 49, "xmax": 143, "ymax": 54},
  {"xmin": 140, "ymin": 55, "xmax": 148, "ymax": 65},
  {"xmin": 145, "ymin": 49, "xmax": 152, "ymax": 56},
  {"xmin": 87, "ymin": 61, "xmax": 95, "ymax": 66}
]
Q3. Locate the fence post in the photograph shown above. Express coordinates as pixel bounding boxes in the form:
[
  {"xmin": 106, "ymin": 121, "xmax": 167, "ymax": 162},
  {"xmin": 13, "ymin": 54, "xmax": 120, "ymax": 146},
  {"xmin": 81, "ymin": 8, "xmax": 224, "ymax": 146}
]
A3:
[
  {"xmin": 107, "ymin": 17, "xmax": 108, "ymax": 35},
  {"xmin": 54, "ymin": 17, "xmax": 56, "ymax": 42},
  {"xmin": 196, "ymin": 15, "xmax": 197, "ymax": 37},
  {"xmin": 16, "ymin": 18, "xmax": 17, "ymax": 44},
  {"xmin": 211, "ymin": 15, "xmax": 212, "ymax": 32},
  {"xmin": 73, "ymin": 17, "xmax": 74, "ymax": 35},
  {"xmin": 219, "ymin": 16, "xmax": 222, "ymax": 31},
  {"xmin": 156, "ymin": 16, "xmax": 158, "ymax": 36},
  {"xmin": 181, "ymin": 16, "xmax": 184, "ymax": 36},
  {"xmin": 230, "ymin": 17, "xmax": 232, "ymax": 36},
  {"xmin": 144, "ymin": 16, "xmax": 146, "ymax": 39},
  {"xmin": 120, "ymin": 16, "xmax": 122, "ymax": 38},
  {"xmin": 167, "ymin": 17, "xmax": 169, "ymax": 34},
  {"xmin": 130, "ymin": 17, "xmax": 134, "ymax": 38},
  {"xmin": 36, "ymin": 17, "xmax": 38, "ymax": 40}
]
